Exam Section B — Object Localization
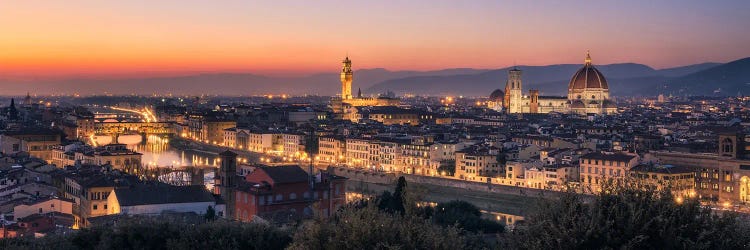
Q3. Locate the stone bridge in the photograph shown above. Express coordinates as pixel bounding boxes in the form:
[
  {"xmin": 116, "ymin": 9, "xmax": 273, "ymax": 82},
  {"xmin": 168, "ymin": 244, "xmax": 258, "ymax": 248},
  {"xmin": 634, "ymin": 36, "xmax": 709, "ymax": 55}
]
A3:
[{"xmin": 95, "ymin": 121, "xmax": 174, "ymax": 135}]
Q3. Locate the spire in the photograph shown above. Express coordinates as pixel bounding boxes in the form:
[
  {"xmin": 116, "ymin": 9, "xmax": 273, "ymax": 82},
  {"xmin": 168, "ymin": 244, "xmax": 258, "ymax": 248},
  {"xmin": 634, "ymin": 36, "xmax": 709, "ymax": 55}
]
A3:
[
  {"xmin": 357, "ymin": 88, "xmax": 362, "ymax": 98},
  {"xmin": 585, "ymin": 50, "xmax": 592, "ymax": 66},
  {"xmin": 8, "ymin": 98, "xmax": 18, "ymax": 121}
]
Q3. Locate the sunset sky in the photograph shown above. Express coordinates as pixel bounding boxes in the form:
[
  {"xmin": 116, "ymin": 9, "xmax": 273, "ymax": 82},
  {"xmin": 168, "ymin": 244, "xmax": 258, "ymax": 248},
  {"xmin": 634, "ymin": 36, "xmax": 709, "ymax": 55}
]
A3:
[{"xmin": 1, "ymin": 0, "xmax": 749, "ymax": 78}]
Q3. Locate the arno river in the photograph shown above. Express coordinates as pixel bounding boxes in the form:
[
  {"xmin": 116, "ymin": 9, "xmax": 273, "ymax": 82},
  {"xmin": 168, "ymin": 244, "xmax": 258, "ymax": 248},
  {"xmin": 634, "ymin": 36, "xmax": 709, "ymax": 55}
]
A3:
[
  {"xmin": 132, "ymin": 135, "xmax": 525, "ymax": 225},
  {"xmin": 128, "ymin": 135, "xmax": 221, "ymax": 189},
  {"xmin": 133, "ymin": 135, "xmax": 221, "ymax": 168}
]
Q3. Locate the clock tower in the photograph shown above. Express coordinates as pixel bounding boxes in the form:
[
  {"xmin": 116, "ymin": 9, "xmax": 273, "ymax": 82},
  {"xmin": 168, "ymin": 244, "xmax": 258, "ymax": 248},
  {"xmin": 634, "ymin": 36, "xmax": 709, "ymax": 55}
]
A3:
[{"xmin": 341, "ymin": 56, "xmax": 353, "ymax": 100}]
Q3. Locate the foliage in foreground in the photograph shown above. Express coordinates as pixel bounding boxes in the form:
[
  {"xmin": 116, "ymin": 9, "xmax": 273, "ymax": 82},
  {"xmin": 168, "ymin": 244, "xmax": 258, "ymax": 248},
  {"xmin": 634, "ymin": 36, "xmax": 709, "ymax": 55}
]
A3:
[
  {"xmin": 431, "ymin": 200, "xmax": 505, "ymax": 234},
  {"xmin": 288, "ymin": 204, "xmax": 481, "ymax": 250},
  {"xmin": 503, "ymin": 183, "xmax": 750, "ymax": 250},
  {"xmin": 0, "ymin": 218, "xmax": 292, "ymax": 250},
  {"xmin": 289, "ymin": 177, "xmax": 499, "ymax": 249},
  {"xmin": 5, "ymin": 178, "xmax": 750, "ymax": 250},
  {"xmin": 377, "ymin": 177, "xmax": 505, "ymax": 234}
]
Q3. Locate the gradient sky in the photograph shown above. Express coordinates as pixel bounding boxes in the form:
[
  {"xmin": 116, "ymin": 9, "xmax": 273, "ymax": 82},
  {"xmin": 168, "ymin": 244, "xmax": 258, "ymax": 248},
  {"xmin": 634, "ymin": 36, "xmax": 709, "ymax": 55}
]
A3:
[{"xmin": 1, "ymin": 0, "xmax": 749, "ymax": 78}]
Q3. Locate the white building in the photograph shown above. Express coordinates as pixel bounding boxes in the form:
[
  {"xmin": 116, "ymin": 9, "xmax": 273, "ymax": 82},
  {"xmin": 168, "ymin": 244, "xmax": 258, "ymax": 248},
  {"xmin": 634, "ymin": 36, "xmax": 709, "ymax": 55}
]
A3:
[{"xmin": 107, "ymin": 185, "xmax": 225, "ymax": 217}]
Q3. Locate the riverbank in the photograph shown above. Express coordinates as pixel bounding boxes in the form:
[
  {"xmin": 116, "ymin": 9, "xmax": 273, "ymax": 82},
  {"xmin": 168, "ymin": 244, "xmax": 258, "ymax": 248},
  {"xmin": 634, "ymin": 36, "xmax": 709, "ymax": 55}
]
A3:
[
  {"xmin": 168, "ymin": 138, "xmax": 550, "ymax": 216},
  {"xmin": 169, "ymin": 137, "xmax": 262, "ymax": 160},
  {"xmin": 334, "ymin": 166, "xmax": 551, "ymax": 216}
]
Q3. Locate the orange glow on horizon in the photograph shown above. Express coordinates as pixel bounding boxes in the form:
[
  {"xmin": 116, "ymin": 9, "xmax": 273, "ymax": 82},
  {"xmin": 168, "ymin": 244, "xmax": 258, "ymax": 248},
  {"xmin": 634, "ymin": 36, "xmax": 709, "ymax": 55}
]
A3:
[{"xmin": 1, "ymin": 1, "xmax": 748, "ymax": 78}]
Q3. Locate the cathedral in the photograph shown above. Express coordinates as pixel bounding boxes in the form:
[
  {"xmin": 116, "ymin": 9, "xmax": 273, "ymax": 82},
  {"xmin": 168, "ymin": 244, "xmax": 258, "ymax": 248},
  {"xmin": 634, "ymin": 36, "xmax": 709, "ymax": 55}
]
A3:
[
  {"xmin": 493, "ymin": 52, "xmax": 617, "ymax": 115},
  {"xmin": 331, "ymin": 56, "xmax": 400, "ymax": 116}
]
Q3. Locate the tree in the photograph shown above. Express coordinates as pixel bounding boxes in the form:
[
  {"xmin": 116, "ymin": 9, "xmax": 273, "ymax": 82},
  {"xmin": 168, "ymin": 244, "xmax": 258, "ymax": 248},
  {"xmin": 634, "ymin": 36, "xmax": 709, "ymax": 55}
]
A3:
[
  {"xmin": 392, "ymin": 176, "xmax": 407, "ymax": 212},
  {"xmin": 376, "ymin": 190, "xmax": 393, "ymax": 211},
  {"xmin": 502, "ymin": 182, "xmax": 750, "ymax": 249},
  {"xmin": 378, "ymin": 176, "xmax": 408, "ymax": 214},
  {"xmin": 204, "ymin": 205, "xmax": 216, "ymax": 221},
  {"xmin": 432, "ymin": 200, "xmax": 505, "ymax": 234},
  {"xmin": 288, "ymin": 204, "xmax": 475, "ymax": 250},
  {"xmin": 0, "ymin": 217, "xmax": 292, "ymax": 250}
]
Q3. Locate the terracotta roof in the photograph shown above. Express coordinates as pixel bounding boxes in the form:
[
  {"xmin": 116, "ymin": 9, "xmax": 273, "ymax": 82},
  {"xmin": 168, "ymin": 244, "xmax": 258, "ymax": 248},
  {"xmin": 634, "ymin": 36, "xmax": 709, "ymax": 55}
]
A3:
[
  {"xmin": 257, "ymin": 165, "xmax": 309, "ymax": 184},
  {"xmin": 630, "ymin": 164, "xmax": 694, "ymax": 174},
  {"xmin": 568, "ymin": 62, "xmax": 608, "ymax": 90},
  {"xmin": 581, "ymin": 152, "xmax": 636, "ymax": 162},
  {"xmin": 113, "ymin": 184, "xmax": 215, "ymax": 206}
]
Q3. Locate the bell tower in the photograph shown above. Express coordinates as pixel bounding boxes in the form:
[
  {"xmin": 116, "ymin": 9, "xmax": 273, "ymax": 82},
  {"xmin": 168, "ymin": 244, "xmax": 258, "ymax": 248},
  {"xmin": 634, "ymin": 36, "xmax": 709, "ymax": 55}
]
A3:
[
  {"xmin": 215, "ymin": 150, "xmax": 238, "ymax": 219},
  {"xmin": 341, "ymin": 56, "xmax": 353, "ymax": 100},
  {"xmin": 506, "ymin": 68, "xmax": 523, "ymax": 113}
]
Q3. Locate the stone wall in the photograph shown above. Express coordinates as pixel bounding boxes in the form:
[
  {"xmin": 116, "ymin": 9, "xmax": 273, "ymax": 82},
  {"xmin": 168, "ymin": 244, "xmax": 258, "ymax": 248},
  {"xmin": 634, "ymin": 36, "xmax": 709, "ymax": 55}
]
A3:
[
  {"xmin": 329, "ymin": 167, "xmax": 396, "ymax": 185},
  {"xmin": 329, "ymin": 166, "xmax": 562, "ymax": 198},
  {"xmin": 402, "ymin": 174, "xmax": 560, "ymax": 198}
]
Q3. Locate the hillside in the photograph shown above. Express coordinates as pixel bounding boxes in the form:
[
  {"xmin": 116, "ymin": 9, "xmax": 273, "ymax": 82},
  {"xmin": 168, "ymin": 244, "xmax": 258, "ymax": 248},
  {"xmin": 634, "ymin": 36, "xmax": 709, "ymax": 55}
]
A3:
[
  {"xmin": 366, "ymin": 60, "xmax": 748, "ymax": 97},
  {"xmin": 366, "ymin": 63, "xmax": 661, "ymax": 96},
  {"xmin": 659, "ymin": 57, "xmax": 750, "ymax": 96},
  {"xmin": 0, "ymin": 68, "xmax": 489, "ymax": 96},
  {"xmin": 0, "ymin": 60, "xmax": 744, "ymax": 97}
]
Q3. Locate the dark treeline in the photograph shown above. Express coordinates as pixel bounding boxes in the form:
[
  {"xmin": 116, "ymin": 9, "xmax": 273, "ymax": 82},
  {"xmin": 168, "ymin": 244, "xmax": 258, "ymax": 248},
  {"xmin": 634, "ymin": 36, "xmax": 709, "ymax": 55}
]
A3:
[{"xmin": 3, "ymin": 177, "xmax": 750, "ymax": 249}]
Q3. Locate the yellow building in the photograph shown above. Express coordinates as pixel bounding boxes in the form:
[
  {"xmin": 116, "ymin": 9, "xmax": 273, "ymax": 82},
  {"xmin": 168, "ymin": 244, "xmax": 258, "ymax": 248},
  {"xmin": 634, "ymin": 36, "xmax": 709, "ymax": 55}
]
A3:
[
  {"xmin": 0, "ymin": 128, "xmax": 62, "ymax": 161},
  {"xmin": 72, "ymin": 144, "xmax": 142, "ymax": 173},
  {"xmin": 629, "ymin": 164, "xmax": 695, "ymax": 198},
  {"xmin": 75, "ymin": 115, "xmax": 96, "ymax": 139},
  {"xmin": 455, "ymin": 147, "xmax": 501, "ymax": 181},
  {"xmin": 319, "ymin": 136, "xmax": 345, "ymax": 164},
  {"xmin": 525, "ymin": 165, "xmax": 579, "ymax": 190},
  {"xmin": 653, "ymin": 132, "xmax": 750, "ymax": 205},
  {"xmin": 64, "ymin": 174, "xmax": 128, "ymax": 228},
  {"xmin": 202, "ymin": 120, "xmax": 236, "ymax": 145},
  {"xmin": 579, "ymin": 152, "xmax": 639, "ymax": 192},
  {"xmin": 345, "ymin": 138, "xmax": 373, "ymax": 168}
]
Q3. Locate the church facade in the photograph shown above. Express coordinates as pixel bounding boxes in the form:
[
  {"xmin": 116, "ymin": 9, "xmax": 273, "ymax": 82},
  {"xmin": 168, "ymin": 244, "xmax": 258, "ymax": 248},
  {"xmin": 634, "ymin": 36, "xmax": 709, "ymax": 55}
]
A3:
[{"xmin": 499, "ymin": 52, "xmax": 617, "ymax": 115}]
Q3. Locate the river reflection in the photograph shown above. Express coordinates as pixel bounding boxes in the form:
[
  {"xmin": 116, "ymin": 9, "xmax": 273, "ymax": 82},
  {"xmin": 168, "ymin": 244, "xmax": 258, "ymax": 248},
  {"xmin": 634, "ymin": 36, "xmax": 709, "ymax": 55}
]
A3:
[
  {"xmin": 128, "ymin": 135, "xmax": 221, "ymax": 168},
  {"xmin": 126, "ymin": 135, "xmax": 525, "ymax": 226},
  {"xmin": 126, "ymin": 135, "xmax": 219, "ymax": 189}
]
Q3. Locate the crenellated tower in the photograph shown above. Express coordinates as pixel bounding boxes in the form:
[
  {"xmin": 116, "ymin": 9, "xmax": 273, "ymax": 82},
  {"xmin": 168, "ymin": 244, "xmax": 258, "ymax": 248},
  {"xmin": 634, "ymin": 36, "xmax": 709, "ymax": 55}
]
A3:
[{"xmin": 341, "ymin": 56, "xmax": 353, "ymax": 100}]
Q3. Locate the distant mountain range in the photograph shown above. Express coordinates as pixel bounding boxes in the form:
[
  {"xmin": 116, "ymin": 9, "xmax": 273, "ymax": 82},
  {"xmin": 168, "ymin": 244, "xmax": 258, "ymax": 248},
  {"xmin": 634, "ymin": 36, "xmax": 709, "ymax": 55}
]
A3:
[
  {"xmin": 366, "ymin": 61, "xmax": 733, "ymax": 96},
  {"xmin": 1, "ymin": 58, "xmax": 747, "ymax": 97},
  {"xmin": 0, "ymin": 68, "xmax": 488, "ymax": 96}
]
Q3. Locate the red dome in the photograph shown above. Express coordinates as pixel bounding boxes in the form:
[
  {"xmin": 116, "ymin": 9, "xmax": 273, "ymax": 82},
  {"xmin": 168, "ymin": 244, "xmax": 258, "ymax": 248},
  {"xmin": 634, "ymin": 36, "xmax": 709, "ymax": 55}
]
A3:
[
  {"xmin": 489, "ymin": 89, "xmax": 505, "ymax": 101},
  {"xmin": 569, "ymin": 65, "xmax": 608, "ymax": 90},
  {"xmin": 568, "ymin": 52, "xmax": 608, "ymax": 90}
]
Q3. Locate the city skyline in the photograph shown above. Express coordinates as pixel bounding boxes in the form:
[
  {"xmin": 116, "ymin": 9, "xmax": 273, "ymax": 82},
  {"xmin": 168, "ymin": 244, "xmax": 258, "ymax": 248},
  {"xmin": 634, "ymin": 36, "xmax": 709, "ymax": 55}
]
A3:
[
  {"xmin": 2, "ymin": 1, "xmax": 750, "ymax": 247},
  {"xmin": 1, "ymin": 0, "xmax": 749, "ymax": 78}
]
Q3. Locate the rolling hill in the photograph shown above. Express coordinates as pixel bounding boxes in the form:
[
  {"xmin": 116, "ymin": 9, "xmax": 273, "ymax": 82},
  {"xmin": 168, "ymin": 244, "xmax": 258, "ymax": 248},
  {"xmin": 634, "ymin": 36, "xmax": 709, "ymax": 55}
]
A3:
[
  {"xmin": 0, "ymin": 59, "xmax": 745, "ymax": 97},
  {"xmin": 365, "ymin": 59, "xmax": 747, "ymax": 97}
]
